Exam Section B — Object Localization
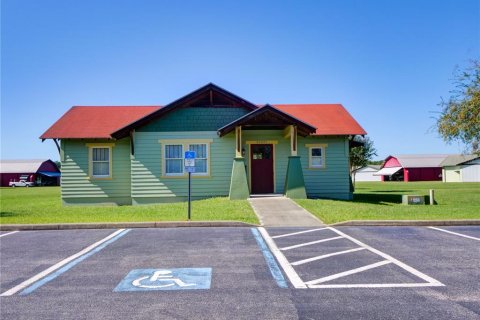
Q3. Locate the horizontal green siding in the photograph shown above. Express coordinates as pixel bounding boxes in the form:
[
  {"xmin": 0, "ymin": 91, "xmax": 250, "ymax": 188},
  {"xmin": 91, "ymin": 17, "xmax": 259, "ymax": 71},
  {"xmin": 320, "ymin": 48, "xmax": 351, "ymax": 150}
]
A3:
[
  {"xmin": 242, "ymin": 131, "xmax": 350, "ymax": 199},
  {"xmin": 61, "ymin": 138, "xmax": 132, "ymax": 205},
  {"xmin": 299, "ymin": 136, "xmax": 351, "ymax": 199},
  {"xmin": 131, "ymin": 131, "xmax": 235, "ymax": 202},
  {"xmin": 138, "ymin": 107, "xmax": 249, "ymax": 132}
]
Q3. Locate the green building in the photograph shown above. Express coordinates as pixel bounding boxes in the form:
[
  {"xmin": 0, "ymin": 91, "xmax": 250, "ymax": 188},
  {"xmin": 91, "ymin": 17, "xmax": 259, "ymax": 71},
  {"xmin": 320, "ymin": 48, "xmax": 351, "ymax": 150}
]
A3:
[{"xmin": 41, "ymin": 83, "xmax": 366, "ymax": 205}]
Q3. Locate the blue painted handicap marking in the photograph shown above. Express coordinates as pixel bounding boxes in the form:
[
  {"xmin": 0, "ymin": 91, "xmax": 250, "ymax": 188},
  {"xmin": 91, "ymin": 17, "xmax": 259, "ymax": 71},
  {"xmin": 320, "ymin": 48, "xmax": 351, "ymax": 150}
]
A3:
[{"xmin": 114, "ymin": 268, "xmax": 212, "ymax": 292}]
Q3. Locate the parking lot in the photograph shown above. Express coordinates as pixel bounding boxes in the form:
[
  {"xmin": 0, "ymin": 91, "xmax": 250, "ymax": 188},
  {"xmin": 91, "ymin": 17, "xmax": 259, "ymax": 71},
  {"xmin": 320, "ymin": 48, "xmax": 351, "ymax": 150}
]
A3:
[{"xmin": 1, "ymin": 226, "xmax": 479, "ymax": 319}]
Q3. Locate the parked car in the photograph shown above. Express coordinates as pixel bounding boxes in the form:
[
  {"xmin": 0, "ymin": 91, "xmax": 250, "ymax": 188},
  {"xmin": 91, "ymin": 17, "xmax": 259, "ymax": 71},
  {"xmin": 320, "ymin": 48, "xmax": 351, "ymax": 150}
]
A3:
[{"xmin": 9, "ymin": 180, "xmax": 35, "ymax": 187}]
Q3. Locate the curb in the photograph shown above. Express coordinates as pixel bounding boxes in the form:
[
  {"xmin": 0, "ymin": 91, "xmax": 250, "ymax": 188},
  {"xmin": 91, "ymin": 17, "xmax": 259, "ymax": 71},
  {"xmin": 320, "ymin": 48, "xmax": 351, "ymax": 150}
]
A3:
[
  {"xmin": 0, "ymin": 221, "xmax": 258, "ymax": 231},
  {"xmin": 330, "ymin": 220, "xmax": 480, "ymax": 227}
]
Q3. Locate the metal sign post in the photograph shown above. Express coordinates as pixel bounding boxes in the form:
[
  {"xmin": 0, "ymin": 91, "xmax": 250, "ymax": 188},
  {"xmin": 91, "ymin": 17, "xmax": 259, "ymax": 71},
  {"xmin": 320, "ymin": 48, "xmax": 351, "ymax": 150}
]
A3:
[{"xmin": 184, "ymin": 151, "xmax": 196, "ymax": 221}]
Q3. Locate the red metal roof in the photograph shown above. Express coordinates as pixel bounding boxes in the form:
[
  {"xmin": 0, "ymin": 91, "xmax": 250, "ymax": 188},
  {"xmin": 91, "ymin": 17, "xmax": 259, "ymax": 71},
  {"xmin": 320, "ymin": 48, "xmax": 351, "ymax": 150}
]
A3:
[
  {"xmin": 273, "ymin": 104, "xmax": 366, "ymax": 135},
  {"xmin": 41, "ymin": 103, "xmax": 366, "ymax": 139},
  {"xmin": 40, "ymin": 106, "xmax": 161, "ymax": 139}
]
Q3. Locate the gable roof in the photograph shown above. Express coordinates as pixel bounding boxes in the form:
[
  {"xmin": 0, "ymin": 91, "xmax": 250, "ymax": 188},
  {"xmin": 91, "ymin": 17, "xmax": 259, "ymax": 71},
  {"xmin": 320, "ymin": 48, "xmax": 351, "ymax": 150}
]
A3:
[
  {"xmin": 217, "ymin": 104, "xmax": 317, "ymax": 137},
  {"xmin": 40, "ymin": 84, "xmax": 367, "ymax": 140},
  {"xmin": 111, "ymin": 83, "xmax": 258, "ymax": 139},
  {"xmin": 0, "ymin": 159, "xmax": 55, "ymax": 173},
  {"xmin": 40, "ymin": 106, "xmax": 161, "ymax": 139},
  {"xmin": 440, "ymin": 154, "xmax": 479, "ymax": 167},
  {"xmin": 274, "ymin": 104, "xmax": 366, "ymax": 136},
  {"xmin": 387, "ymin": 155, "xmax": 450, "ymax": 168}
]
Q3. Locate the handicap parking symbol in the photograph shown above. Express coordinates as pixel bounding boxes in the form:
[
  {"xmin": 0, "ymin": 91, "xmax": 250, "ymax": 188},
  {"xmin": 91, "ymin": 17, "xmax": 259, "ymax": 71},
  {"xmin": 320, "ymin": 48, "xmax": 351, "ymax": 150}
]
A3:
[{"xmin": 114, "ymin": 268, "xmax": 212, "ymax": 292}]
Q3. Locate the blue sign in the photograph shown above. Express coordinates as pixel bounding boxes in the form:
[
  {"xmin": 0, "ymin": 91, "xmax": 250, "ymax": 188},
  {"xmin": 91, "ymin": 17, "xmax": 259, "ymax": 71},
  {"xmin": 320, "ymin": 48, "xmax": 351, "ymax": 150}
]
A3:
[
  {"xmin": 185, "ymin": 166, "xmax": 196, "ymax": 173},
  {"xmin": 114, "ymin": 268, "xmax": 212, "ymax": 292},
  {"xmin": 184, "ymin": 151, "xmax": 196, "ymax": 159}
]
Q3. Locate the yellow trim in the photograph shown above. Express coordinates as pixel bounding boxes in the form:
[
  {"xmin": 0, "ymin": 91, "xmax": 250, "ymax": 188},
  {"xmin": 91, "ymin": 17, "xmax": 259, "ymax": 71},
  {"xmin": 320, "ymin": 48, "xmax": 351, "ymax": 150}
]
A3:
[
  {"xmin": 86, "ymin": 143, "xmax": 115, "ymax": 147},
  {"xmin": 158, "ymin": 139, "xmax": 213, "ymax": 144},
  {"xmin": 305, "ymin": 143, "xmax": 328, "ymax": 148},
  {"xmin": 87, "ymin": 144, "xmax": 114, "ymax": 180},
  {"xmin": 159, "ymin": 140, "xmax": 212, "ymax": 178},
  {"xmin": 246, "ymin": 140, "xmax": 278, "ymax": 145},
  {"xmin": 306, "ymin": 144, "xmax": 327, "ymax": 169}
]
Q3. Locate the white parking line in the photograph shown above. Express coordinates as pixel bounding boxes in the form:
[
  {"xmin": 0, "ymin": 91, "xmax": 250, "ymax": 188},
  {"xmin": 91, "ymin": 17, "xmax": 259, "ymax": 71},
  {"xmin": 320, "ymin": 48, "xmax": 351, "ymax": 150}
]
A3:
[
  {"xmin": 280, "ymin": 236, "xmax": 343, "ymax": 251},
  {"xmin": 428, "ymin": 227, "xmax": 480, "ymax": 241},
  {"xmin": 271, "ymin": 227, "xmax": 328, "ymax": 239},
  {"xmin": 258, "ymin": 227, "xmax": 307, "ymax": 289},
  {"xmin": 260, "ymin": 226, "xmax": 445, "ymax": 289},
  {"xmin": 0, "ymin": 229, "xmax": 128, "ymax": 297},
  {"xmin": 305, "ymin": 260, "xmax": 392, "ymax": 286},
  {"xmin": 328, "ymin": 227, "xmax": 444, "ymax": 286},
  {"xmin": 291, "ymin": 247, "xmax": 366, "ymax": 266},
  {"xmin": 0, "ymin": 231, "xmax": 19, "ymax": 238}
]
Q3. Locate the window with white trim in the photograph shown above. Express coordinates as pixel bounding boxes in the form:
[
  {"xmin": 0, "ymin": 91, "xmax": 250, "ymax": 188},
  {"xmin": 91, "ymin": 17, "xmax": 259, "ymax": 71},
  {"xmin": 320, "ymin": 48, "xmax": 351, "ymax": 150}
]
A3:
[
  {"xmin": 164, "ymin": 144, "xmax": 184, "ymax": 175},
  {"xmin": 91, "ymin": 147, "xmax": 111, "ymax": 178},
  {"xmin": 309, "ymin": 146, "xmax": 325, "ymax": 168}
]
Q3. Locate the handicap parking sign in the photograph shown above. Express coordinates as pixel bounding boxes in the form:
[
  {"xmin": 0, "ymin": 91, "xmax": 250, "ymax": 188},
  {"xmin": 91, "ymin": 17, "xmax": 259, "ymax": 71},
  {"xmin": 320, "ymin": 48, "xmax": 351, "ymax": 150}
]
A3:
[{"xmin": 114, "ymin": 268, "xmax": 212, "ymax": 292}]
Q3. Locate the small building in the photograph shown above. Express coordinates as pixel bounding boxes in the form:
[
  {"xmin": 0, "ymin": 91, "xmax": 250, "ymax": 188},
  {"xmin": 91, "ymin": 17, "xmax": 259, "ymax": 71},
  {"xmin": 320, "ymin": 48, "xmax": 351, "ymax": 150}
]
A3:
[
  {"xmin": 441, "ymin": 155, "xmax": 480, "ymax": 182},
  {"xmin": 0, "ymin": 159, "xmax": 60, "ymax": 187},
  {"xmin": 352, "ymin": 165, "xmax": 381, "ymax": 182},
  {"xmin": 40, "ymin": 83, "xmax": 366, "ymax": 205},
  {"xmin": 375, "ymin": 155, "xmax": 448, "ymax": 182}
]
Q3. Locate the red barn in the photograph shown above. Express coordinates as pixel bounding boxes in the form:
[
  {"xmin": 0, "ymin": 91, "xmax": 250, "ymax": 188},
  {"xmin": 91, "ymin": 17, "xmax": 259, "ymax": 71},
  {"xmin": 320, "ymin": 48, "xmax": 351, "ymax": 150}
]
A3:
[
  {"xmin": 0, "ymin": 159, "xmax": 60, "ymax": 187},
  {"xmin": 375, "ymin": 155, "xmax": 448, "ymax": 182}
]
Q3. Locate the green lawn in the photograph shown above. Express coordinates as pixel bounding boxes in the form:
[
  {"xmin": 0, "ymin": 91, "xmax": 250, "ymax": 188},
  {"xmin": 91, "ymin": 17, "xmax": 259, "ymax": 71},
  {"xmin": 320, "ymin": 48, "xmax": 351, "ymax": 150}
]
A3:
[
  {"xmin": 0, "ymin": 187, "xmax": 258, "ymax": 224},
  {"xmin": 296, "ymin": 182, "xmax": 480, "ymax": 224}
]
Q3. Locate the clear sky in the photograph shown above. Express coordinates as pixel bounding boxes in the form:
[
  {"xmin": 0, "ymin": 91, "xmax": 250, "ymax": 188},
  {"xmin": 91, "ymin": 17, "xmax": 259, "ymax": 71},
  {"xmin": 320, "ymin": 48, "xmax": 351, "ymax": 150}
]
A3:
[{"xmin": 2, "ymin": 0, "xmax": 479, "ymax": 161}]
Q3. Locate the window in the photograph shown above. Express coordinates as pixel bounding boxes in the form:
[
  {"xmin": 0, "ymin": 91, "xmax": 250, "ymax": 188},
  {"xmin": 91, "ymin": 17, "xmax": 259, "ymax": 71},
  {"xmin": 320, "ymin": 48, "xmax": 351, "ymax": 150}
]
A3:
[
  {"xmin": 165, "ymin": 144, "xmax": 184, "ymax": 175},
  {"xmin": 307, "ymin": 144, "xmax": 326, "ymax": 169},
  {"xmin": 90, "ymin": 146, "xmax": 112, "ymax": 178},
  {"xmin": 161, "ymin": 139, "xmax": 212, "ymax": 177},
  {"xmin": 189, "ymin": 143, "xmax": 208, "ymax": 175}
]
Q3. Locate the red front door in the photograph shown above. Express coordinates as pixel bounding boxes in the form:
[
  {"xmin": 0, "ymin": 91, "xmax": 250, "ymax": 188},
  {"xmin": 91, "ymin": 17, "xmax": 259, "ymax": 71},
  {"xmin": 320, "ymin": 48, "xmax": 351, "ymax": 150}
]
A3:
[{"xmin": 250, "ymin": 144, "xmax": 274, "ymax": 194}]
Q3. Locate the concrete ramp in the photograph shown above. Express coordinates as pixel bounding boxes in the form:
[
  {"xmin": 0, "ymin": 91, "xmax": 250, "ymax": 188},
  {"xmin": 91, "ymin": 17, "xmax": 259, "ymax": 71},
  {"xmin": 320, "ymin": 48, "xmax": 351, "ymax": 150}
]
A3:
[{"xmin": 248, "ymin": 197, "xmax": 325, "ymax": 227}]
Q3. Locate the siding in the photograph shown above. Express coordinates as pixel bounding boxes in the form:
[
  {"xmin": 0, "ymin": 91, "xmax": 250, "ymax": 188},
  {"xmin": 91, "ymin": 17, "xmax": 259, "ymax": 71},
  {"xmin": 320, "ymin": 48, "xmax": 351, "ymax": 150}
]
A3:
[
  {"xmin": 243, "ymin": 130, "xmax": 351, "ymax": 200},
  {"xmin": 132, "ymin": 131, "xmax": 236, "ymax": 204},
  {"xmin": 138, "ymin": 107, "xmax": 250, "ymax": 132},
  {"xmin": 61, "ymin": 138, "xmax": 132, "ymax": 205},
  {"xmin": 299, "ymin": 135, "xmax": 351, "ymax": 200}
]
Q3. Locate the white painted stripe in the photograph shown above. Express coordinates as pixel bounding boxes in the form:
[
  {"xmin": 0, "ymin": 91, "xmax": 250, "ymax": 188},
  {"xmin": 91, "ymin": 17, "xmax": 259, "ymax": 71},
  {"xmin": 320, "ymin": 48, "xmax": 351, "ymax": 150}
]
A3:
[
  {"xmin": 305, "ymin": 260, "xmax": 392, "ymax": 286},
  {"xmin": 280, "ymin": 236, "xmax": 343, "ymax": 251},
  {"xmin": 272, "ymin": 228, "xmax": 329, "ymax": 239},
  {"xmin": 257, "ymin": 227, "xmax": 307, "ymax": 289},
  {"xmin": 308, "ymin": 282, "xmax": 445, "ymax": 289},
  {"xmin": 428, "ymin": 227, "xmax": 480, "ymax": 241},
  {"xmin": 0, "ymin": 229, "xmax": 127, "ymax": 297},
  {"xmin": 328, "ymin": 227, "xmax": 444, "ymax": 286},
  {"xmin": 291, "ymin": 247, "xmax": 366, "ymax": 266},
  {"xmin": 0, "ymin": 231, "xmax": 19, "ymax": 238}
]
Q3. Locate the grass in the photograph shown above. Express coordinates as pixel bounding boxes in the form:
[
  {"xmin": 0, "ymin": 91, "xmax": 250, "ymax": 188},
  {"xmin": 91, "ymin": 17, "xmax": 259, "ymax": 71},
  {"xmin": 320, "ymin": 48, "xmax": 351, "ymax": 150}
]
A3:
[
  {"xmin": 0, "ymin": 187, "xmax": 258, "ymax": 224},
  {"xmin": 296, "ymin": 182, "xmax": 480, "ymax": 224}
]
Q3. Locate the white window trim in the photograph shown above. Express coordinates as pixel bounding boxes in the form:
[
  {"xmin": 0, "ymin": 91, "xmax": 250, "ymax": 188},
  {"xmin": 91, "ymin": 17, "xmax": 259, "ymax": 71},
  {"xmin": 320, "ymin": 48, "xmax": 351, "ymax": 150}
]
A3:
[
  {"xmin": 86, "ymin": 143, "xmax": 114, "ymax": 179},
  {"xmin": 306, "ymin": 144, "xmax": 327, "ymax": 169},
  {"xmin": 159, "ymin": 139, "xmax": 213, "ymax": 178}
]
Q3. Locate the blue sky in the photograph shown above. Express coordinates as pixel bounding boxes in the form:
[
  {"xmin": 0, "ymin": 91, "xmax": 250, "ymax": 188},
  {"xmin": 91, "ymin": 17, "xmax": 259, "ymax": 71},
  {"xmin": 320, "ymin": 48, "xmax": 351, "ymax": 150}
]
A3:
[{"xmin": 2, "ymin": 0, "xmax": 479, "ymax": 161}]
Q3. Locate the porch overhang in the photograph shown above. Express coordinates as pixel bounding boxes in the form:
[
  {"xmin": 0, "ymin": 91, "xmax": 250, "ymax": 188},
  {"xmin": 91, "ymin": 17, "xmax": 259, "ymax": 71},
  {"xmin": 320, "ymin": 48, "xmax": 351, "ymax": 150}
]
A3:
[{"xmin": 217, "ymin": 104, "xmax": 317, "ymax": 137}]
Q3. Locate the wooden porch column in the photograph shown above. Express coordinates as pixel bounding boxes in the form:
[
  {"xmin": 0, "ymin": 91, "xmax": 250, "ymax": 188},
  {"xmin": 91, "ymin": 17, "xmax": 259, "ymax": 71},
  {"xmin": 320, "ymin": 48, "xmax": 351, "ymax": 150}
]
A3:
[
  {"xmin": 290, "ymin": 125, "xmax": 298, "ymax": 156},
  {"xmin": 235, "ymin": 126, "xmax": 242, "ymax": 158}
]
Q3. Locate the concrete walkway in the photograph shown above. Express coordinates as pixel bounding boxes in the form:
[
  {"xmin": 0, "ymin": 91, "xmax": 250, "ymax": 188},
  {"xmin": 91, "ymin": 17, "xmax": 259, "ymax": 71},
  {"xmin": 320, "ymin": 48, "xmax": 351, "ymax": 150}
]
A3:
[{"xmin": 248, "ymin": 196, "xmax": 325, "ymax": 227}]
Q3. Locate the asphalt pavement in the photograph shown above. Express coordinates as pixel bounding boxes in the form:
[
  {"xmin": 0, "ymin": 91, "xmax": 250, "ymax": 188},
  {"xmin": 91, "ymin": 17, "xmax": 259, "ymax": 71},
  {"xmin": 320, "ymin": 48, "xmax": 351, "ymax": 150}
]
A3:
[{"xmin": 0, "ymin": 226, "xmax": 479, "ymax": 319}]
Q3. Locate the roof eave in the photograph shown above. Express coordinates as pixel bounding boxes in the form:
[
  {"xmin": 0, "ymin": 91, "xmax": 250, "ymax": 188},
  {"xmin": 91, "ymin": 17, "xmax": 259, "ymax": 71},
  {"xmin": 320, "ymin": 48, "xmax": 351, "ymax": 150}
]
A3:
[{"xmin": 217, "ymin": 104, "xmax": 317, "ymax": 137}]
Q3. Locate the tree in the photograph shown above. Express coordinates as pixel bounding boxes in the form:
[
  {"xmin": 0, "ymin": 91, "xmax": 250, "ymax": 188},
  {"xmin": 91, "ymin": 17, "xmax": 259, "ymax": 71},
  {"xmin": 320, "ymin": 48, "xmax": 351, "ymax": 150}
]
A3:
[
  {"xmin": 350, "ymin": 136, "xmax": 377, "ymax": 187},
  {"xmin": 436, "ymin": 60, "xmax": 480, "ymax": 154}
]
